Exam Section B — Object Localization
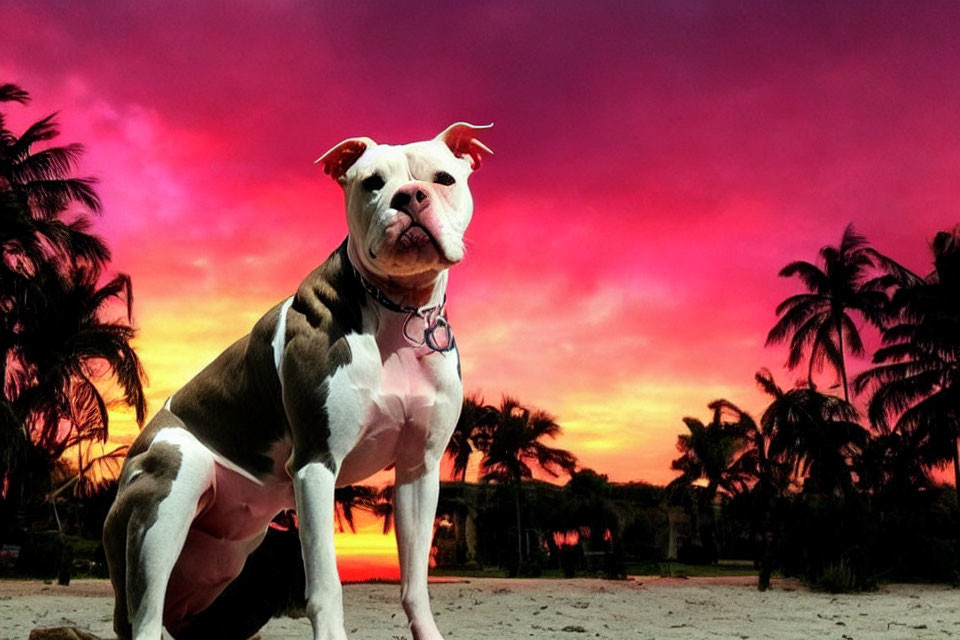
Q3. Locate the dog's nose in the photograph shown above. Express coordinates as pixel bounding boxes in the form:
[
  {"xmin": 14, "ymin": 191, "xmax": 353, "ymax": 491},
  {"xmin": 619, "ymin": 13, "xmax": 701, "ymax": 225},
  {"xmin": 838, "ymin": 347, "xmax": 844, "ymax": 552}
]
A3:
[
  {"xmin": 391, "ymin": 192, "xmax": 411, "ymax": 210},
  {"xmin": 390, "ymin": 186, "xmax": 429, "ymax": 212}
]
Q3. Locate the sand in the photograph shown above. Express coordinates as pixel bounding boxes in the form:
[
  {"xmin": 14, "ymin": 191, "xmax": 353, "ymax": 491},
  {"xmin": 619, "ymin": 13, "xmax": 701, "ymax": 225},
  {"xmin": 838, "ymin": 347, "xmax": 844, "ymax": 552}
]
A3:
[{"xmin": 2, "ymin": 576, "xmax": 959, "ymax": 640}]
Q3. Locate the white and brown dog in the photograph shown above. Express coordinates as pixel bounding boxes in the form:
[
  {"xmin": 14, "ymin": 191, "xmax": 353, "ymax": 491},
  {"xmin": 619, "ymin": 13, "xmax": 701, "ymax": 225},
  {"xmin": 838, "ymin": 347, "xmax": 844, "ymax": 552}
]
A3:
[{"xmin": 103, "ymin": 123, "xmax": 493, "ymax": 640}]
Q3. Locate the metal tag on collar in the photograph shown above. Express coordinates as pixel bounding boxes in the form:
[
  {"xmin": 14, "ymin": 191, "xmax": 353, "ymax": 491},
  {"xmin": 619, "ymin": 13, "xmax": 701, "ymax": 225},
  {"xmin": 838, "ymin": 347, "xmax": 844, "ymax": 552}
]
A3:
[
  {"xmin": 424, "ymin": 315, "xmax": 455, "ymax": 352},
  {"xmin": 402, "ymin": 304, "xmax": 455, "ymax": 353},
  {"xmin": 350, "ymin": 261, "xmax": 453, "ymax": 352}
]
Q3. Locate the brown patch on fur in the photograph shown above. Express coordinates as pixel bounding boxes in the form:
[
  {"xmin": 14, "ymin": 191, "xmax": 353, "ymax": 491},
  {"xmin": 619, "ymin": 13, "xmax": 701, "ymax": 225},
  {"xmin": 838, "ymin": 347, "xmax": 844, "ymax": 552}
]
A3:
[
  {"xmin": 283, "ymin": 240, "xmax": 365, "ymax": 472},
  {"xmin": 103, "ymin": 410, "xmax": 184, "ymax": 639},
  {"xmin": 168, "ymin": 301, "xmax": 288, "ymax": 477},
  {"xmin": 166, "ymin": 240, "xmax": 366, "ymax": 478}
]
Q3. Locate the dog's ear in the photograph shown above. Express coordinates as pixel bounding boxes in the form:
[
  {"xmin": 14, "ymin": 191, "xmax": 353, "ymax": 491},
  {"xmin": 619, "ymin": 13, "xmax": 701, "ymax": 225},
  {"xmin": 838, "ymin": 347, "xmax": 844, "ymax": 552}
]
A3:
[
  {"xmin": 316, "ymin": 137, "xmax": 377, "ymax": 183},
  {"xmin": 436, "ymin": 122, "xmax": 493, "ymax": 171}
]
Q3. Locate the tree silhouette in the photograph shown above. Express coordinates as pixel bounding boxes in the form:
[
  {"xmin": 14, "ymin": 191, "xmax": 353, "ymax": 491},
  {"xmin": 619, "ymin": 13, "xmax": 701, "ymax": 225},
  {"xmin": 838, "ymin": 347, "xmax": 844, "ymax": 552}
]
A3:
[
  {"xmin": 332, "ymin": 485, "xmax": 376, "ymax": 533},
  {"xmin": 331, "ymin": 484, "xmax": 395, "ymax": 534},
  {"xmin": 702, "ymin": 396, "xmax": 784, "ymax": 591},
  {"xmin": 11, "ymin": 264, "xmax": 145, "ymax": 459},
  {"xmin": 754, "ymin": 368, "xmax": 866, "ymax": 497},
  {"xmin": 475, "ymin": 396, "xmax": 577, "ymax": 570},
  {"xmin": 445, "ymin": 393, "xmax": 495, "ymax": 482},
  {"xmin": 854, "ymin": 226, "xmax": 960, "ymax": 505},
  {"xmin": 0, "ymin": 82, "xmax": 144, "ymax": 524},
  {"xmin": 560, "ymin": 468, "xmax": 620, "ymax": 551},
  {"xmin": 371, "ymin": 484, "xmax": 394, "ymax": 534},
  {"xmin": 669, "ymin": 400, "xmax": 756, "ymax": 562},
  {"xmin": 855, "ymin": 432, "xmax": 931, "ymax": 501},
  {"xmin": 766, "ymin": 224, "xmax": 895, "ymax": 400},
  {"xmin": 0, "ymin": 83, "xmax": 108, "ymax": 286}
]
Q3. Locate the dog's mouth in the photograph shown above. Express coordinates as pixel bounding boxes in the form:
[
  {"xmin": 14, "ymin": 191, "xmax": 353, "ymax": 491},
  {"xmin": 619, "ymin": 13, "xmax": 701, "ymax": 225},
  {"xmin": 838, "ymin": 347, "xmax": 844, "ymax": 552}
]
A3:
[{"xmin": 398, "ymin": 222, "xmax": 442, "ymax": 254}]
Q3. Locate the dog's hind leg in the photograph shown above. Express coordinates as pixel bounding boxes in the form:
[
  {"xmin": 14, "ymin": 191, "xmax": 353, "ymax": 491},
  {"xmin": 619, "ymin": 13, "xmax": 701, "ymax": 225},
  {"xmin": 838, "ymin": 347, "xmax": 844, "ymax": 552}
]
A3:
[
  {"xmin": 114, "ymin": 428, "xmax": 216, "ymax": 640},
  {"xmin": 104, "ymin": 496, "xmax": 133, "ymax": 640}
]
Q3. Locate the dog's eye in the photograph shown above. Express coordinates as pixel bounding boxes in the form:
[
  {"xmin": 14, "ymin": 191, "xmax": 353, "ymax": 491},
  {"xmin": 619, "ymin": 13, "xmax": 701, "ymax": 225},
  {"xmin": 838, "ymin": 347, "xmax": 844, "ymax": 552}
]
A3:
[
  {"xmin": 362, "ymin": 174, "xmax": 385, "ymax": 191},
  {"xmin": 433, "ymin": 171, "xmax": 456, "ymax": 186}
]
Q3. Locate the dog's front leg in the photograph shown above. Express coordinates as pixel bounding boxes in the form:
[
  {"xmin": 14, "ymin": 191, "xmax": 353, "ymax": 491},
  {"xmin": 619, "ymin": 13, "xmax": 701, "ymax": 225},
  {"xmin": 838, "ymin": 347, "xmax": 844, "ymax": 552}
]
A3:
[
  {"xmin": 293, "ymin": 462, "xmax": 347, "ymax": 640},
  {"xmin": 395, "ymin": 459, "xmax": 444, "ymax": 640}
]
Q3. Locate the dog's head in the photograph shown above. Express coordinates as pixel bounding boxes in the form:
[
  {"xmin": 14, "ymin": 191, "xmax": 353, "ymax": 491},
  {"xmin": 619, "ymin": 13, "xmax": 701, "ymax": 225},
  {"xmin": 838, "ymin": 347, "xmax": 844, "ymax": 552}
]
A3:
[{"xmin": 318, "ymin": 123, "xmax": 492, "ymax": 281}]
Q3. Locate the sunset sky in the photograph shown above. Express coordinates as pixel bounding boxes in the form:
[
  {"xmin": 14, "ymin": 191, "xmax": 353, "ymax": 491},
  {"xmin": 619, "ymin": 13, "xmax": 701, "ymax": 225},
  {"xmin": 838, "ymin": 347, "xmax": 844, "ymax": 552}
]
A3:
[{"xmin": 3, "ymin": 1, "xmax": 960, "ymax": 578}]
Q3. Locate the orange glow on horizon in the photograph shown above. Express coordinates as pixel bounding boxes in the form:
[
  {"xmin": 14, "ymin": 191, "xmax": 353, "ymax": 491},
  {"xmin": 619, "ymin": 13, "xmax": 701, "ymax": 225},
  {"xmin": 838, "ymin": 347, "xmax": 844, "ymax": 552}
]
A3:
[{"xmin": 334, "ymin": 518, "xmax": 401, "ymax": 581}]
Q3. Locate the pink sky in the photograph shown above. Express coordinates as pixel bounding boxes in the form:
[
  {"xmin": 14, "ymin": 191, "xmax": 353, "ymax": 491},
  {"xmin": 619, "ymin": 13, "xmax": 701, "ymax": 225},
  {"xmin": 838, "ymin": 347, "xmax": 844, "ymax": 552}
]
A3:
[{"xmin": 3, "ymin": 0, "xmax": 959, "ymax": 490}]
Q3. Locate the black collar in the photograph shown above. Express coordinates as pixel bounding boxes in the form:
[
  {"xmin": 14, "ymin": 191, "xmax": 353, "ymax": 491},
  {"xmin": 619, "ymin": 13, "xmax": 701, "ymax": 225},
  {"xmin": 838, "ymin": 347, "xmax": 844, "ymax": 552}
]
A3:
[
  {"xmin": 349, "ymin": 259, "xmax": 445, "ymax": 316},
  {"xmin": 347, "ymin": 258, "xmax": 456, "ymax": 353}
]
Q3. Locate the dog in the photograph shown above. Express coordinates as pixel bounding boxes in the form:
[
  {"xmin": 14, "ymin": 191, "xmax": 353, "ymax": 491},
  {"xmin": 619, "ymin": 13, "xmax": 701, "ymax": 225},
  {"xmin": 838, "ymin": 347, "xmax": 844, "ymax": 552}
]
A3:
[{"xmin": 103, "ymin": 122, "xmax": 493, "ymax": 640}]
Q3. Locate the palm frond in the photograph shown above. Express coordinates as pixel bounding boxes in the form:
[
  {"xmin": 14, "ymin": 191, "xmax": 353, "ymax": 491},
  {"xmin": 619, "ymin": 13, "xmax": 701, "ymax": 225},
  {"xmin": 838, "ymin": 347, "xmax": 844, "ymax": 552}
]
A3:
[
  {"xmin": 774, "ymin": 293, "xmax": 825, "ymax": 317},
  {"xmin": 840, "ymin": 313, "xmax": 866, "ymax": 358},
  {"xmin": 778, "ymin": 260, "xmax": 829, "ymax": 292},
  {"xmin": 837, "ymin": 223, "xmax": 867, "ymax": 256},
  {"xmin": 864, "ymin": 248, "xmax": 924, "ymax": 288},
  {"xmin": 785, "ymin": 313, "xmax": 825, "ymax": 368},
  {"xmin": 755, "ymin": 368, "xmax": 783, "ymax": 400},
  {"xmin": 7, "ymin": 143, "xmax": 86, "ymax": 184},
  {"xmin": 20, "ymin": 177, "xmax": 102, "ymax": 217},
  {"xmin": 766, "ymin": 296, "xmax": 824, "ymax": 348},
  {"xmin": 6, "ymin": 113, "xmax": 60, "ymax": 158},
  {"xmin": 0, "ymin": 83, "xmax": 30, "ymax": 104},
  {"xmin": 868, "ymin": 368, "xmax": 944, "ymax": 430},
  {"xmin": 807, "ymin": 318, "xmax": 842, "ymax": 379}
]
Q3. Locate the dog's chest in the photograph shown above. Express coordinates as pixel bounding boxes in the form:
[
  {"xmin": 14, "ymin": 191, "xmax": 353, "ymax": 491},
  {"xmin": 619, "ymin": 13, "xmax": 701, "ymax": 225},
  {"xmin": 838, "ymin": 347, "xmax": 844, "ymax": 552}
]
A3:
[{"xmin": 327, "ymin": 315, "xmax": 460, "ymax": 486}]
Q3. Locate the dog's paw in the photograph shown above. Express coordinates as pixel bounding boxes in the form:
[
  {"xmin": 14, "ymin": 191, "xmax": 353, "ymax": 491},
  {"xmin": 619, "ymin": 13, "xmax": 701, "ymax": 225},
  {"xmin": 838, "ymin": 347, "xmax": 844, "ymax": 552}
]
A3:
[
  {"xmin": 312, "ymin": 622, "xmax": 349, "ymax": 640},
  {"xmin": 410, "ymin": 619, "xmax": 445, "ymax": 640}
]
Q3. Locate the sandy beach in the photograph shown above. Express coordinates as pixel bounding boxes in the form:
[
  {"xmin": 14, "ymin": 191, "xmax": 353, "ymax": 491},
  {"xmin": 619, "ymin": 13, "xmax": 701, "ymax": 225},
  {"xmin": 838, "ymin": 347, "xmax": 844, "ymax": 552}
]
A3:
[{"xmin": 2, "ymin": 577, "xmax": 958, "ymax": 640}]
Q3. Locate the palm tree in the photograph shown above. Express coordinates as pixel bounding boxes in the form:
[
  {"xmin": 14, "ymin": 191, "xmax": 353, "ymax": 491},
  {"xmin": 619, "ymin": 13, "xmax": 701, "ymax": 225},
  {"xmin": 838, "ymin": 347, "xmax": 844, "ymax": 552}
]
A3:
[
  {"xmin": 766, "ymin": 224, "xmax": 896, "ymax": 401},
  {"xmin": 705, "ymin": 396, "xmax": 785, "ymax": 591},
  {"xmin": 855, "ymin": 432, "xmax": 932, "ymax": 501},
  {"xmin": 2, "ymin": 82, "xmax": 111, "ymax": 403},
  {"xmin": 669, "ymin": 400, "xmax": 756, "ymax": 562},
  {"xmin": 371, "ymin": 484, "xmax": 394, "ymax": 534},
  {"xmin": 440, "ymin": 394, "xmax": 496, "ymax": 564},
  {"xmin": 445, "ymin": 393, "xmax": 495, "ymax": 482},
  {"xmin": 9, "ymin": 263, "xmax": 146, "ymax": 460},
  {"xmin": 48, "ymin": 442, "xmax": 129, "ymax": 537},
  {"xmin": 54, "ymin": 441, "xmax": 129, "ymax": 501},
  {"xmin": 331, "ymin": 484, "xmax": 396, "ymax": 535},
  {"xmin": 853, "ymin": 226, "xmax": 960, "ymax": 504},
  {"xmin": 475, "ymin": 396, "xmax": 577, "ymax": 570},
  {"xmin": 332, "ymin": 485, "xmax": 376, "ymax": 533},
  {"xmin": 754, "ymin": 368, "xmax": 867, "ymax": 497},
  {"xmin": 0, "ymin": 82, "xmax": 145, "ymax": 524},
  {"xmin": 0, "ymin": 83, "xmax": 101, "ymax": 217},
  {"xmin": 0, "ymin": 84, "xmax": 108, "ymax": 313}
]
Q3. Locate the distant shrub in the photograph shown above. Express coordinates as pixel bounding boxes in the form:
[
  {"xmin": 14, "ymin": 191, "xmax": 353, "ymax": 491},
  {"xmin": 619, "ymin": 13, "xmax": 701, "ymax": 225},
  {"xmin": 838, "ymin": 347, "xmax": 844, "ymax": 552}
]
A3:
[
  {"xmin": 811, "ymin": 552, "xmax": 877, "ymax": 593},
  {"xmin": 559, "ymin": 544, "xmax": 580, "ymax": 577},
  {"xmin": 676, "ymin": 541, "xmax": 714, "ymax": 565},
  {"xmin": 763, "ymin": 487, "xmax": 960, "ymax": 589},
  {"xmin": 621, "ymin": 510, "xmax": 667, "ymax": 562},
  {"xmin": 512, "ymin": 543, "xmax": 547, "ymax": 577},
  {"xmin": 15, "ymin": 531, "xmax": 70, "ymax": 581},
  {"xmin": 602, "ymin": 542, "xmax": 627, "ymax": 580},
  {"xmin": 889, "ymin": 534, "xmax": 960, "ymax": 585}
]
